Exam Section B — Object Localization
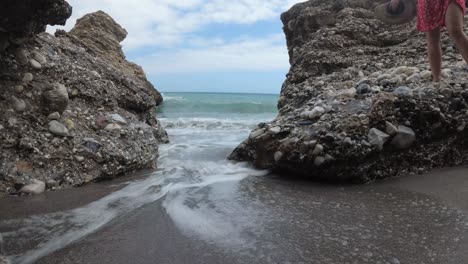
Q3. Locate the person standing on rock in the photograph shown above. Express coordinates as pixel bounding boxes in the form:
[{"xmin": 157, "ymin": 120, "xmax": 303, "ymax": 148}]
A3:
[{"xmin": 389, "ymin": 0, "xmax": 468, "ymax": 81}]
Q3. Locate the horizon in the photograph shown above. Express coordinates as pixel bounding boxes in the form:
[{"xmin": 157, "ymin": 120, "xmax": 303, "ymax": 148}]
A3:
[{"xmin": 48, "ymin": 0, "xmax": 306, "ymax": 94}]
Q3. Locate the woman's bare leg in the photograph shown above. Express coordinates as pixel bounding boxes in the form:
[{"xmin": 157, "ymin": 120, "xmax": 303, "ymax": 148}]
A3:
[
  {"xmin": 446, "ymin": 1, "xmax": 468, "ymax": 63},
  {"xmin": 427, "ymin": 28, "xmax": 442, "ymax": 81}
]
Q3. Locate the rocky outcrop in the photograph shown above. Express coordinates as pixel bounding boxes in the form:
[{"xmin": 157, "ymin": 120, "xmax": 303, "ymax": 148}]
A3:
[
  {"xmin": 0, "ymin": 0, "xmax": 72, "ymax": 52},
  {"xmin": 0, "ymin": 3, "xmax": 168, "ymax": 194},
  {"xmin": 230, "ymin": 0, "xmax": 468, "ymax": 182}
]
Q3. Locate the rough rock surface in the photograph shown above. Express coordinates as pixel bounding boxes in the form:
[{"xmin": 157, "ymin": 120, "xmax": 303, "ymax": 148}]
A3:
[
  {"xmin": 0, "ymin": 0, "xmax": 72, "ymax": 52},
  {"xmin": 0, "ymin": 6, "xmax": 168, "ymax": 193},
  {"xmin": 230, "ymin": 0, "xmax": 468, "ymax": 182}
]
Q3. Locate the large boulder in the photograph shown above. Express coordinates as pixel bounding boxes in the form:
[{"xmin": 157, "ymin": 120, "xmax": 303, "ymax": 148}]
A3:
[
  {"xmin": 69, "ymin": 11, "xmax": 163, "ymax": 106},
  {"xmin": 0, "ymin": 6, "xmax": 168, "ymax": 193},
  {"xmin": 229, "ymin": 0, "xmax": 468, "ymax": 182}
]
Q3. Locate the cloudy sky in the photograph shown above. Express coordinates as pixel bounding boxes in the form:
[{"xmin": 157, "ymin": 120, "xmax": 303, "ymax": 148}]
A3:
[{"xmin": 50, "ymin": 0, "xmax": 305, "ymax": 94}]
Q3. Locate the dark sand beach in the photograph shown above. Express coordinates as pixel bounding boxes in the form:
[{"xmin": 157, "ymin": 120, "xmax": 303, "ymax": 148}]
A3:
[{"xmin": 1, "ymin": 167, "xmax": 467, "ymax": 264}]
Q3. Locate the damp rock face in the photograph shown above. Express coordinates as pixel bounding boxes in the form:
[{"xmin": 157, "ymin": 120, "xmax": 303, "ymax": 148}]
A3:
[
  {"xmin": 0, "ymin": 3, "xmax": 168, "ymax": 193},
  {"xmin": 229, "ymin": 0, "xmax": 468, "ymax": 182}
]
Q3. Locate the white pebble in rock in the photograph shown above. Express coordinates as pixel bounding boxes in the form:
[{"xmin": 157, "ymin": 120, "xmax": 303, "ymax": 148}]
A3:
[
  {"xmin": 391, "ymin": 125, "xmax": 416, "ymax": 149},
  {"xmin": 421, "ymin": 70, "xmax": 432, "ymax": 80},
  {"xmin": 20, "ymin": 180, "xmax": 46, "ymax": 195},
  {"xmin": 368, "ymin": 128, "xmax": 390, "ymax": 150},
  {"xmin": 49, "ymin": 120, "xmax": 69, "ymax": 137},
  {"xmin": 47, "ymin": 112, "xmax": 61, "ymax": 120},
  {"xmin": 104, "ymin": 123, "xmax": 122, "ymax": 132},
  {"xmin": 74, "ymin": 156, "xmax": 85, "ymax": 162},
  {"xmin": 22, "ymin": 73, "xmax": 34, "ymax": 82},
  {"xmin": 0, "ymin": 124, "xmax": 4, "ymax": 130},
  {"xmin": 33, "ymin": 52, "xmax": 47, "ymax": 64},
  {"xmin": 30, "ymin": 59, "xmax": 42, "ymax": 70},
  {"xmin": 302, "ymin": 106, "xmax": 325, "ymax": 119}
]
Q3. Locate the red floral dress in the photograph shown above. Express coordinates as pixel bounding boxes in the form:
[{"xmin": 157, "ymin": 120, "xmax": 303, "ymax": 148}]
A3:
[{"xmin": 417, "ymin": 0, "xmax": 466, "ymax": 32}]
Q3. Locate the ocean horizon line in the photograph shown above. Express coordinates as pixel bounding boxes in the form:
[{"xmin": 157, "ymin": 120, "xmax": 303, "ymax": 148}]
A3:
[{"xmin": 160, "ymin": 91, "xmax": 280, "ymax": 96}]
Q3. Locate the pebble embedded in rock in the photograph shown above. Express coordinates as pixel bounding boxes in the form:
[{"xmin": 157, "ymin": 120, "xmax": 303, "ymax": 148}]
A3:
[
  {"xmin": 324, "ymin": 154, "xmax": 334, "ymax": 162},
  {"xmin": 421, "ymin": 70, "xmax": 432, "ymax": 80},
  {"xmin": 11, "ymin": 96, "xmax": 26, "ymax": 112},
  {"xmin": 441, "ymin": 68, "xmax": 452, "ymax": 78},
  {"xmin": 368, "ymin": 128, "xmax": 390, "ymax": 150},
  {"xmin": 71, "ymin": 89, "xmax": 79, "ymax": 97},
  {"xmin": 406, "ymin": 73, "xmax": 421, "ymax": 83},
  {"xmin": 274, "ymin": 151, "xmax": 283, "ymax": 162},
  {"xmin": 74, "ymin": 156, "xmax": 85, "ymax": 162},
  {"xmin": 338, "ymin": 88, "xmax": 357, "ymax": 98},
  {"xmin": 393, "ymin": 86, "xmax": 413, "ymax": 98},
  {"xmin": 356, "ymin": 83, "xmax": 371, "ymax": 94},
  {"xmin": 30, "ymin": 59, "xmax": 42, "ymax": 70},
  {"xmin": 314, "ymin": 156, "xmax": 326, "ymax": 166},
  {"xmin": 377, "ymin": 74, "xmax": 391, "ymax": 82},
  {"xmin": 343, "ymin": 137, "xmax": 353, "ymax": 145},
  {"xmin": 269, "ymin": 126, "xmax": 281, "ymax": 134},
  {"xmin": 48, "ymin": 120, "xmax": 69, "ymax": 137},
  {"xmin": 20, "ymin": 180, "xmax": 46, "ymax": 195},
  {"xmin": 90, "ymin": 70, "xmax": 101, "ymax": 79},
  {"xmin": 83, "ymin": 138, "xmax": 102, "ymax": 153},
  {"xmin": 33, "ymin": 52, "xmax": 47, "ymax": 64},
  {"xmin": 22, "ymin": 73, "xmax": 34, "ymax": 82},
  {"xmin": 302, "ymin": 106, "xmax": 325, "ymax": 119},
  {"xmin": 312, "ymin": 144, "xmax": 324, "ymax": 155},
  {"xmin": 47, "ymin": 112, "xmax": 61, "ymax": 120},
  {"xmin": 249, "ymin": 128, "xmax": 265, "ymax": 139},
  {"xmin": 110, "ymin": 114, "xmax": 127, "ymax": 124},
  {"xmin": 15, "ymin": 85, "xmax": 24, "ymax": 93},
  {"xmin": 64, "ymin": 119, "xmax": 75, "ymax": 130},
  {"xmin": 15, "ymin": 49, "xmax": 29, "ymax": 65},
  {"xmin": 105, "ymin": 123, "xmax": 122, "ymax": 132},
  {"xmin": 391, "ymin": 125, "xmax": 416, "ymax": 149},
  {"xmin": 42, "ymin": 82, "xmax": 69, "ymax": 114},
  {"xmin": 385, "ymin": 121, "xmax": 398, "ymax": 136}
]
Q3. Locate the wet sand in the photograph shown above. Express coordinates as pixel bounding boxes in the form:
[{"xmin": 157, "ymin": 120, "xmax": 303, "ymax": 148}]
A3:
[{"xmin": 1, "ymin": 167, "xmax": 468, "ymax": 264}]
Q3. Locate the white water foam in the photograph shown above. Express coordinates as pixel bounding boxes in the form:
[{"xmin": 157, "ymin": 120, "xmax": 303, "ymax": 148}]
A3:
[{"xmin": 1, "ymin": 113, "xmax": 271, "ymax": 264}]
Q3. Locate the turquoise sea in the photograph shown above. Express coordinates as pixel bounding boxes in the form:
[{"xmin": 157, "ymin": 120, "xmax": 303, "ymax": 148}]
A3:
[{"xmin": 158, "ymin": 92, "xmax": 279, "ymax": 118}]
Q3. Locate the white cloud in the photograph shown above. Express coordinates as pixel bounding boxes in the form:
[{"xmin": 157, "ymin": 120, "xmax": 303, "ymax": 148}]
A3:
[
  {"xmin": 135, "ymin": 34, "xmax": 289, "ymax": 74},
  {"xmin": 48, "ymin": 0, "xmax": 305, "ymax": 73},
  {"xmin": 50, "ymin": 0, "xmax": 304, "ymax": 49}
]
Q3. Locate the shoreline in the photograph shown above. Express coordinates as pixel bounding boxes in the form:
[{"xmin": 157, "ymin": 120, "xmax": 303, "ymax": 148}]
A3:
[{"xmin": 1, "ymin": 166, "xmax": 467, "ymax": 263}]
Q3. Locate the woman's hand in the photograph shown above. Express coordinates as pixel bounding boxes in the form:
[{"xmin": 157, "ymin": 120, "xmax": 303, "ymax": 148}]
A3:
[{"xmin": 389, "ymin": 0, "xmax": 401, "ymax": 12}]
